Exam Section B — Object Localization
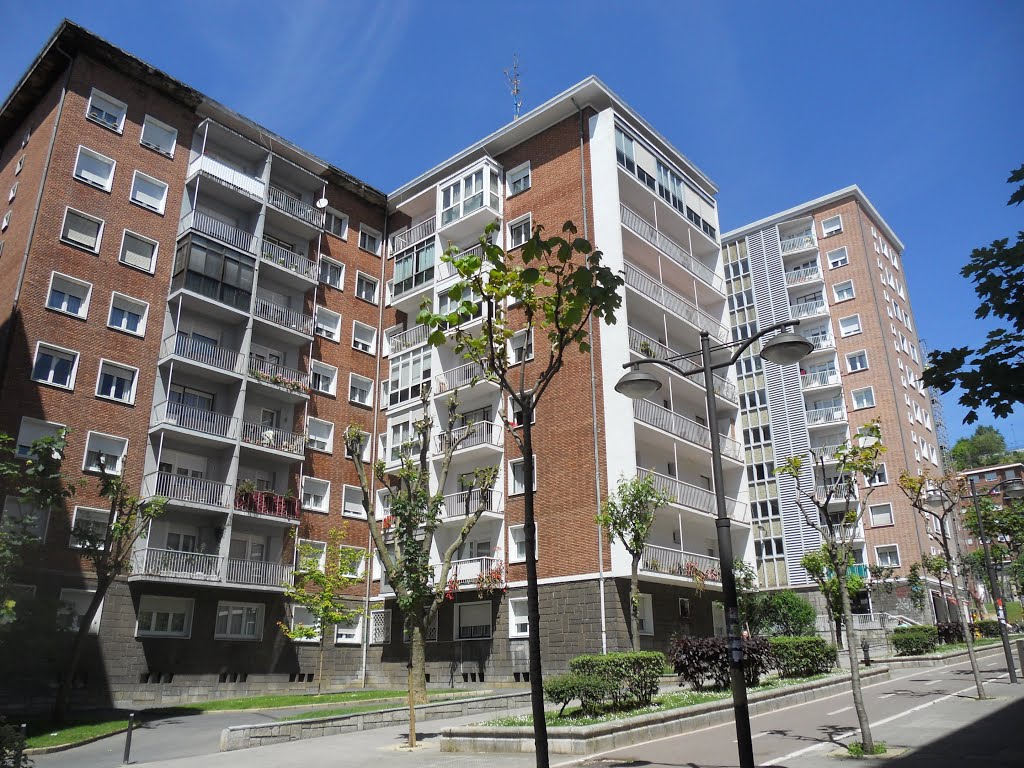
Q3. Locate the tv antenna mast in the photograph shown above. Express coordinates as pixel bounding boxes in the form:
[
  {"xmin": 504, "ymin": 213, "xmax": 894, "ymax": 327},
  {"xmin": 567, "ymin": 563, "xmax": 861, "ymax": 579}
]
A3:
[{"xmin": 505, "ymin": 54, "xmax": 523, "ymax": 120}]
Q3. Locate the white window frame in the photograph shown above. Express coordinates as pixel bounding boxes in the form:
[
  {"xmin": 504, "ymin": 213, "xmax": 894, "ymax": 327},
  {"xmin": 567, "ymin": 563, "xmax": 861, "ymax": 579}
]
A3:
[
  {"xmin": 73, "ymin": 146, "xmax": 116, "ymax": 192},
  {"xmin": 369, "ymin": 608, "xmax": 391, "ymax": 645},
  {"xmin": 352, "ymin": 321, "xmax": 377, "ymax": 354},
  {"xmin": 832, "ymin": 280, "xmax": 855, "ymax": 303},
  {"xmin": 318, "ymin": 256, "xmax": 345, "ymax": 289},
  {"xmin": 508, "ymin": 596, "xmax": 529, "ymax": 638},
  {"xmin": 129, "ymin": 170, "xmax": 169, "ymax": 214},
  {"xmin": 95, "ymin": 358, "xmax": 139, "ymax": 404},
  {"xmin": 214, "ymin": 601, "xmax": 265, "ymax": 641},
  {"xmin": 508, "ymin": 213, "xmax": 532, "ymax": 249},
  {"xmin": 874, "ymin": 545, "xmax": 900, "ymax": 568},
  {"xmin": 296, "ymin": 538, "xmax": 327, "ymax": 572},
  {"xmin": 510, "ymin": 329, "xmax": 534, "ymax": 365},
  {"xmin": 637, "ymin": 593, "xmax": 654, "ymax": 635},
  {"xmin": 2, "ymin": 495, "xmax": 49, "ymax": 541},
  {"xmin": 46, "ymin": 272, "xmax": 92, "ymax": 319},
  {"xmin": 869, "ymin": 503, "xmax": 894, "ymax": 528},
  {"xmin": 342, "ymin": 484, "xmax": 366, "ymax": 519},
  {"xmin": 82, "ymin": 430, "xmax": 128, "ymax": 476},
  {"xmin": 15, "ymin": 417, "xmax": 64, "ymax": 459},
  {"xmin": 348, "ymin": 372, "xmax": 373, "ymax": 407},
  {"xmin": 324, "ymin": 208, "xmax": 349, "ymax": 240},
  {"xmin": 306, "ymin": 417, "xmax": 334, "ymax": 453},
  {"xmin": 60, "ymin": 207, "xmax": 104, "ymax": 253},
  {"xmin": 107, "ymin": 292, "xmax": 149, "ymax": 337},
  {"xmin": 851, "ymin": 386, "xmax": 875, "ymax": 410},
  {"xmin": 301, "ymin": 476, "xmax": 330, "ymax": 513},
  {"xmin": 509, "ymin": 458, "xmax": 537, "ymax": 496},
  {"xmin": 838, "ymin": 314, "xmax": 862, "ymax": 337},
  {"xmin": 506, "ymin": 162, "xmax": 531, "ymax": 196},
  {"xmin": 58, "ymin": 588, "xmax": 102, "ymax": 634},
  {"xmin": 358, "ymin": 225, "xmax": 382, "ymax": 255},
  {"xmin": 508, "ymin": 392, "xmax": 536, "ymax": 428},
  {"xmin": 345, "ymin": 430, "xmax": 372, "ymax": 462},
  {"xmin": 355, "ymin": 271, "xmax": 379, "ymax": 304},
  {"xmin": 455, "ymin": 600, "xmax": 493, "ymax": 641},
  {"xmin": 85, "ymin": 88, "xmax": 127, "ymax": 133},
  {"xmin": 826, "ymin": 246, "xmax": 849, "ymax": 269},
  {"xmin": 846, "ymin": 350, "xmax": 868, "ymax": 373},
  {"xmin": 140, "ymin": 114, "xmax": 177, "ymax": 157},
  {"xmin": 868, "ymin": 464, "xmax": 888, "ymax": 487},
  {"xmin": 821, "ymin": 215, "xmax": 843, "ymax": 237},
  {"xmin": 69, "ymin": 505, "xmax": 111, "ymax": 549},
  {"xmin": 118, "ymin": 230, "xmax": 158, "ymax": 274},
  {"xmin": 31, "ymin": 341, "xmax": 79, "ymax": 390},
  {"xmin": 287, "ymin": 603, "xmax": 321, "ymax": 643},
  {"xmin": 508, "ymin": 523, "xmax": 538, "ymax": 564},
  {"xmin": 335, "ymin": 612, "xmax": 363, "ymax": 645},
  {"xmin": 314, "ymin": 306, "xmax": 342, "ymax": 341},
  {"xmin": 310, "ymin": 360, "xmax": 338, "ymax": 396}
]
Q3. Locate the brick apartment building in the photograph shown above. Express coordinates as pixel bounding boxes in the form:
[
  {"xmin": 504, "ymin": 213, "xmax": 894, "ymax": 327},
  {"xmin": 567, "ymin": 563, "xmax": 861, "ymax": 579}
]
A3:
[
  {"xmin": 957, "ymin": 462, "xmax": 1024, "ymax": 605},
  {"xmin": 0, "ymin": 22, "xmax": 750, "ymax": 708},
  {"xmin": 721, "ymin": 190, "xmax": 946, "ymax": 624}
]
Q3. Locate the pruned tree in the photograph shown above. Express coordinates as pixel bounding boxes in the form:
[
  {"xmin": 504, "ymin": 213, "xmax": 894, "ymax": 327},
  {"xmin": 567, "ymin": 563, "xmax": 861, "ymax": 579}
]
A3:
[
  {"xmin": 596, "ymin": 474, "xmax": 670, "ymax": 649},
  {"xmin": 800, "ymin": 548, "xmax": 866, "ymax": 648},
  {"xmin": 417, "ymin": 220, "xmax": 623, "ymax": 766},
  {"xmin": 898, "ymin": 470, "xmax": 987, "ymax": 699},
  {"xmin": 279, "ymin": 529, "xmax": 366, "ymax": 695},
  {"xmin": 53, "ymin": 463, "xmax": 164, "ymax": 723},
  {"xmin": 776, "ymin": 420, "xmax": 884, "ymax": 754}
]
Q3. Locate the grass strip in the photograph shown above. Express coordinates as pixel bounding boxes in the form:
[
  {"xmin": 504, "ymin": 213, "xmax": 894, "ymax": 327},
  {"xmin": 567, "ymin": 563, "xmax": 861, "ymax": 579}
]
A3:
[
  {"xmin": 25, "ymin": 719, "xmax": 128, "ymax": 749},
  {"xmin": 278, "ymin": 691, "xmax": 478, "ymax": 722}
]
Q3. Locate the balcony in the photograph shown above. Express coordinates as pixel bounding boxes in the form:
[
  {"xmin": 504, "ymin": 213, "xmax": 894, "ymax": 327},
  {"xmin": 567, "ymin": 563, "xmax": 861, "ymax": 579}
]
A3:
[
  {"xmin": 188, "ymin": 154, "xmax": 265, "ymax": 200},
  {"xmin": 389, "ymin": 267, "xmax": 435, "ymax": 310},
  {"xmin": 805, "ymin": 334, "xmax": 836, "ymax": 352},
  {"xmin": 252, "ymin": 297, "xmax": 314, "ymax": 338},
  {"xmin": 434, "ymin": 421, "xmax": 503, "ymax": 456},
  {"xmin": 149, "ymin": 471, "xmax": 232, "ymax": 509},
  {"xmin": 627, "ymin": 326, "xmax": 738, "ymax": 404},
  {"xmin": 247, "ymin": 356, "xmax": 310, "ymax": 398},
  {"xmin": 225, "ymin": 558, "xmax": 293, "ymax": 589},
  {"xmin": 152, "ymin": 401, "xmax": 237, "ymax": 441},
  {"xmin": 780, "ymin": 233, "xmax": 816, "ymax": 255},
  {"xmin": 806, "ymin": 405, "xmax": 847, "ymax": 426},
  {"xmin": 268, "ymin": 185, "xmax": 325, "ymax": 229},
  {"xmin": 260, "ymin": 240, "xmax": 317, "ymax": 284},
  {"xmin": 632, "ymin": 399, "xmax": 743, "ymax": 462},
  {"xmin": 637, "ymin": 468, "xmax": 746, "ymax": 523},
  {"xmin": 441, "ymin": 488, "xmax": 501, "ymax": 521},
  {"xmin": 433, "ymin": 361, "xmax": 498, "ymax": 397},
  {"xmin": 130, "ymin": 548, "xmax": 222, "ymax": 583},
  {"xmin": 234, "ymin": 490, "xmax": 301, "ymax": 521},
  {"xmin": 620, "ymin": 204, "xmax": 724, "ymax": 294},
  {"xmin": 640, "ymin": 544, "xmax": 722, "ymax": 585},
  {"xmin": 181, "ymin": 210, "xmax": 255, "ymax": 255},
  {"xmin": 625, "ymin": 265, "xmax": 728, "ymax": 343},
  {"xmin": 437, "ymin": 243, "xmax": 483, "ymax": 281},
  {"xmin": 437, "ymin": 162, "xmax": 501, "ymax": 243},
  {"xmin": 801, "ymin": 370, "xmax": 841, "ymax": 389},
  {"xmin": 160, "ymin": 334, "xmax": 243, "ymax": 377},
  {"xmin": 785, "ymin": 266, "xmax": 823, "ymax": 287},
  {"xmin": 390, "ymin": 216, "xmax": 436, "ymax": 252},
  {"xmin": 386, "ymin": 324, "xmax": 429, "ymax": 354},
  {"xmin": 816, "ymin": 483, "xmax": 859, "ymax": 503},
  {"xmin": 241, "ymin": 422, "xmax": 305, "ymax": 457},
  {"xmin": 848, "ymin": 564, "xmax": 870, "ymax": 579},
  {"xmin": 810, "ymin": 444, "xmax": 843, "ymax": 463},
  {"xmin": 790, "ymin": 300, "xmax": 829, "ymax": 320},
  {"xmin": 434, "ymin": 556, "xmax": 504, "ymax": 592}
]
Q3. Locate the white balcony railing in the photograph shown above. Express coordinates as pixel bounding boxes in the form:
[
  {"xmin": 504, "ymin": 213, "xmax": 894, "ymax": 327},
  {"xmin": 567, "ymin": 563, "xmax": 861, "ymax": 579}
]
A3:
[
  {"xmin": 641, "ymin": 544, "xmax": 722, "ymax": 582},
  {"xmin": 790, "ymin": 299, "xmax": 829, "ymax": 319},
  {"xmin": 132, "ymin": 547, "xmax": 222, "ymax": 581},
  {"xmin": 633, "ymin": 400, "xmax": 743, "ymax": 461},
  {"xmin": 252, "ymin": 297, "xmax": 314, "ymax": 336},
  {"xmin": 816, "ymin": 483, "xmax": 859, "ymax": 502},
  {"xmin": 620, "ymin": 205, "xmax": 724, "ymax": 293},
  {"xmin": 434, "ymin": 361, "xmax": 496, "ymax": 395},
  {"xmin": 636, "ymin": 468, "xmax": 746, "ymax": 522},
  {"xmin": 627, "ymin": 326, "xmax": 738, "ymax": 403},
  {"xmin": 806, "ymin": 405, "xmax": 847, "ymax": 425},
  {"xmin": 241, "ymin": 421, "xmax": 305, "ymax": 456},
  {"xmin": 153, "ymin": 401, "xmax": 236, "ymax": 439},
  {"xmin": 785, "ymin": 266, "xmax": 823, "ymax": 286},
  {"xmin": 435, "ymin": 421, "xmax": 503, "ymax": 455},
  {"xmin": 810, "ymin": 444, "xmax": 843, "ymax": 463},
  {"xmin": 247, "ymin": 356, "xmax": 310, "ymax": 392},
  {"xmin": 162, "ymin": 334, "xmax": 242, "ymax": 373},
  {"xmin": 435, "ymin": 556, "xmax": 503, "ymax": 589},
  {"xmin": 260, "ymin": 240, "xmax": 318, "ymax": 281},
  {"xmin": 268, "ymin": 185, "xmax": 326, "ymax": 228},
  {"xmin": 625, "ymin": 265, "xmax": 728, "ymax": 343},
  {"xmin": 438, "ymin": 243, "xmax": 484, "ymax": 280},
  {"xmin": 442, "ymin": 488, "xmax": 499, "ymax": 519},
  {"xmin": 780, "ymin": 233, "xmax": 816, "ymax": 254},
  {"xmin": 150, "ymin": 471, "xmax": 231, "ymax": 508},
  {"xmin": 390, "ymin": 216, "xmax": 436, "ymax": 252},
  {"xmin": 183, "ymin": 210, "xmax": 255, "ymax": 254},
  {"xmin": 806, "ymin": 335, "xmax": 836, "ymax": 352},
  {"xmin": 225, "ymin": 558, "xmax": 293, "ymax": 588},
  {"xmin": 188, "ymin": 154, "xmax": 265, "ymax": 199},
  {"xmin": 386, "ymin": 324, "xmax": 429, "ymax": 353},
  {"xmin": 801, "ymin": 370, "xmax": 840, "ymax": 389}
]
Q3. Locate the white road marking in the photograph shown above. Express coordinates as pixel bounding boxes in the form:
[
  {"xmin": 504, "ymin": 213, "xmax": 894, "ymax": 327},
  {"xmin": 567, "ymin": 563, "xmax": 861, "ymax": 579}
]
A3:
[
  {"xmin": 827, "ymin": 706, "xmax": 853, "ymax": 716},
  {"xmin": 879, "ymin": 693, "xmax": 895, "ymax": 699},
  {"xmin": 925, "ymin": 679, "xmax": 943, "ymax": 686}
]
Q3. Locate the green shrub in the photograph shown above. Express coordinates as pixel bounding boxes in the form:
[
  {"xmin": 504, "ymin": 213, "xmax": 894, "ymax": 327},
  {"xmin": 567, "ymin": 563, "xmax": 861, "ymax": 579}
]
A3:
[
  {"xmin": 569, "ymin": 651, "xmax": 665, "ymax": 706},
  {"xmin": 742, "ymin": 636, "xmax": 774, "ymax": 686},
  {"xmin": 543, "ymin": 673, "xmax": 616, "ymax": 716},
  {"xmin": 0, "ymin": 716, "xmax": 29, "ymax": 768},
  {"xmin": 936, "ymin": 622, "xmax": 965, "ymax": 644},
  {"xmin": 770, "ymin": 636, "xmax": 838, "ymax": 677},
  {"xmin": 763, "ymin": 591, "xmax": 818, "ymax": 637},
  {"xmin": 892, "ymin": 625, "xmax": 938, "ymax": 656},
  {"xmin": 971, "ymin": 619, "xmax": 1001, "ymax": 638},
  {"xmin": 667, "ymin": 636, "xmax": 772, "ymax": 690}
]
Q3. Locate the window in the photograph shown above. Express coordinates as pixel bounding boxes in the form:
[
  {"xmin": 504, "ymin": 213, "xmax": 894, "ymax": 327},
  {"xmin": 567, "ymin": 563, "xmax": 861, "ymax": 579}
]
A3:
[
  {"xmin": 8, "ymin": 182, "xmax": 16, "ymax": 202},
  {"xmin": 392, "ymin": 239, "xmax": 435, "ymax": 296},
  {"xmin": 214, "ymin": 601, "xmax": 265, "ymax": 641},
  {"xmin": 678, "ymin": 598, "xmax": 691, "ymax": 620},
  {"xmin": 96, "ymin": 360, "xmax": 138, "ymax": 403},
  {"xmin": 324, "ymin": 208, "xmax": 348, "ymax": 239},
  {"xmin": 869, "ymin": 503, "xmax": 894, "ymax": 527},
  {"xmin": 2, "ymin": 496, "xmax": 48, "ymax": 540},
  {"xmin": 31, "ymin": 342, "xmax": 78, "ymax": 389},
  {"xmin": 821, "ymin": 215, "xmax": 843, "ymax": 237},
  {"xmin": 508, "ymin": 523, "xmax": 538, "ymax": 563},
  {"xmin": 107, "ymin": 293, "xmax": 149, "ymax": 336},
  {"xmin": 388, "ymin": 347, "xmax": 430, "ymax": 406},
  {"xmin": 833, "ymin": 281, "xmax": 855, "ymax": 302},
  {"xmin": 15, "ymin": 417, "xmax": 63, "ymax": 459},
  {"xmin": 507, "ymin": 163, "xmax": 531, "ymax": 195},
  {"xmin": 827, "ymin": 247, "xmax": 849, "ymax": 269},
  {"xmin": 0, "ymin": 212, "xmax": 9, "ymax": 232},
  {"xmin": 355, "ymin": 272, "xmax": 379, "ymax": 303},
  {"xmin": 509, "ymin": 459, "xmax": 536, "ymax": 495},
  {"xmin": 349, "ymin": 373, "xmax": 373, "ymax": 406},
  {"xmin": 58, "ymin": 588, "xmax": 102, "ymax": 634},
  {"xmin": 119, "ymin": 230, "xmax": 157, "ymax": 272},
  {"xmin": 342, "ymin": 485, "xmax": 365, "ymax": 519},
  {"xmin": 615, "ymin": 127, "xmax": 636, "ymax": 172},
  {"xmin": 852, "ymin": 387, "xmax": 875, "ymax": 410},
  {"xmin": 15, "ymin": 155, "xmax": 25, "ymax": 175},
  {"xmin": 358, "ymin": 226, "xmax": 381, "ymax": 255},
  {"xmin": 456, "ymin": 601, "xmax": 492, "ymax": 640},
  {"xmin": 306, "ymin": 417, "xmax": 334, "ymax": 453},
  {"xmin": 838, "ymin": 314, "xmax": 862, "ymax": 337},
  {"xmin": 140, "ymin": 115, "xmax": 177, "ymax": 156},
  {"xmin": 296, "ymin": 538, "xmax": 327, "ymax": 572},
  {"xmin": 370, "ymin": 608, "xmax": 392, "ymax": 644},
  {"xmin": 73, "ymin": 146, "xmax": 115, "ymax": 191},
  {"xmin": 336, "ymin": 613, "xmax": 363, "ymax": 644},
  {"xmin": 302, "ymin": 477, "xmax": 330, "ymax": 513},
  {"xmin": 82, "ymin": 431, "xmax": 128, "ymax": 475},
  {"xmin": 46, "ymin": 272, "xmax": 92, "ymax": 319},
  {"xmin": 310, "ymin": 361, "xmax": 338, "ymax": 396},
  {"xmin": 508, "ymin": 214, "xmax": 531, "ymax": 249},
  {"xmin": 314, "ymin": 306, "xmax": 342, "ymax": 341},
  {"xmin": 86, "ymin": 88, "xmax": 126, "ymax": 132},
  {"xmin": 69, "ymin": 506, "xmax": 111, "ymax": 548},
  {"xmin": 510, "ymin": 329, "xmax": 534, "ymax": 364},
  {"xmin": 288, "ymin": 605, "xmax": 320, "ymax": 642},
  {"xmin": 319, "ymin": 256, "xmax": 344, "ymax": 288},
  {"xmin": 637, "ymin": 593, "xmax": 654, "ymax": 635},
  {"xmin": 875, "ymin": 545, "xmax": 900, "ymax": 568},
  {"xmin": 60, "ymin": 208, "xmax": 103, "ymax": 252},
  {"xmin": 130, "ymin": 171, "xmax": 168, "ymax": 214},
  {"xmin": 508, "ymin": 392, "xmax": 536, "ymax": 428},
  {"xmin": 352, "ymin": 321, "xmax": 376, "ymax": 354},
  {"xmin": 867, "ymin": 464, "xmax": 888, "ymax": 486},
  {"xmin": 846, "ymin": 351, "xmax": 868, "ymax": 372},
  {"xmin": 509, "ymin": 596, "xmax": 529, "ymax": 638},
  {"xmin": 345, "ymin": 431, "xmax": 371, "ymax": 462}
]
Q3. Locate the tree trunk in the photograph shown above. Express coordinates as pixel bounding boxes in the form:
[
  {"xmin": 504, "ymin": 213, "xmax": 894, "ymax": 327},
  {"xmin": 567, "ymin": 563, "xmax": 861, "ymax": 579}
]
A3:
[
  {"xmin": 406, "ymin": 661, "xmax": 417, "ymax": 749},
  {"xmin": 52, "ymin": 582, "xmax": 107, "ymax": 724},
  {"xmin": 410, "ymin": 621, "xmax": 428, "ymax": 704},
  {"xmin": 945, "ymin": 534, "xmax": 985, "ymax": 699},
  {"xmin": 629, "ymin": 555, "xmax": 640, "ymax": 651},
  {"xmin": 522, "ymin": 411, "xmax": 549, "ymax": 768},
  {"xmin": 936, "ymin": 575, "xmax": 948, "ymax": 622},
  {"xmin": 317, "ymin": 630, "xmax": 325, "ymax": 695},
  {"xmin": 838, "ymin": 570, "xmax": 874, "ymax": 753}
]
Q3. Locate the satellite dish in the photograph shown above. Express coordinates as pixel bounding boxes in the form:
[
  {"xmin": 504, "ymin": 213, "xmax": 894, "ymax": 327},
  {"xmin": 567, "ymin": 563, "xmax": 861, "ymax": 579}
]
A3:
[{"xmin": 315, "ymin": 198, "xmax": 328, "ymax": 209}]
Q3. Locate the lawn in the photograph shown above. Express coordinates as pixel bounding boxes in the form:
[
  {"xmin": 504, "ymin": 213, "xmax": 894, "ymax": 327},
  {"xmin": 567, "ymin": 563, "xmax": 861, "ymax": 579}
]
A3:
[
  {"xmin": 24, "ymin": 718, "xmax": 129, "ymax": 749},
  {"xmin": 168, "ymin": 688, "xmax": 414, "ymax": 712},
  {"xmin": 278, "ymin": 691, "xmax": 478, "ymax": 721}
]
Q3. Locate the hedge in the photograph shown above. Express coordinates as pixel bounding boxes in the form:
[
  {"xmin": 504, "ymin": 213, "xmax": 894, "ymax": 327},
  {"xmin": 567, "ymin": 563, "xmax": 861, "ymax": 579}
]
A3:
[
  {"xmin": 543, "ymin": 673, "xmax": 617, "ymax": 716},
  {"xmin": 667, "ymin": 635, "xmax": 773, "ymax": 690},
  {"xmin": 893, "ymin": 625, "xmax": 938, "ymax": 656},
  {"xmin": 568, "ymin": 651, "xmax": 665, "ymax": 706},
  {"xmin": 971, "ymin": 619, "xmax": 1001, "ymax": 638},
  {"xmin": 936, "ymin": 622, "xmax": 965, "ymax": 645},
  {"xmin": 770, "ymin": 636, "xmax": 838, "ymax": 678}
]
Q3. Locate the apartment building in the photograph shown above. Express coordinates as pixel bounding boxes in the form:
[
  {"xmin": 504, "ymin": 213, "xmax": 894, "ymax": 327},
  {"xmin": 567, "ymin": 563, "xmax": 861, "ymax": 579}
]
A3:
[
  {"xmin": 721, "ymin": 188, "xmax": 944, "ymax": 622},
  {"xmin": 0, "ymin": 22, "xmax": 751, "ymax": 707}
]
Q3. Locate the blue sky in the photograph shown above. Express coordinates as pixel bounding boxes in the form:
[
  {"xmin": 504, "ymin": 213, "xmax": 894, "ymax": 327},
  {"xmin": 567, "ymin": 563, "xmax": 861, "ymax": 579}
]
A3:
[{"xmin": 2, "ymin": 1, "xmax": 1022, "ymax": 446}]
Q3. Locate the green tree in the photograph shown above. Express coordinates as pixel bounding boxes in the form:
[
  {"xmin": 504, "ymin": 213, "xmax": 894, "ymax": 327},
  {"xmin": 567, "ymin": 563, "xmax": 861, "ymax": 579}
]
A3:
[
  {"xmin": 734, "ymin": 560, "xmax": 770, "ymax": 635},
  {"xmin": 763, "ymin": 590, "xmax": 817, "ymax": 637},
  {"xmin": 418, "ymin": 220, "xmax": 623, "ymax": 767},
  {"xmin": 778, "ymin": 421, "xmax": 884, "ymax": 754},
  {"xmin": 949, "ymin": 425, "xmax": 1008, "ymax": 470},
  {"xmin": 279, "ymin": 529, "xmax": 365, "ymax": 695},
  {"xmin": 597, "ymin": 474, "xmax": 670, "ymax": 649},
  {"xmin": 800, "ymin": 549, "xmax": 866, "ymax": 647},
  {"xmin": 924, "ymin": 164, "xmax": 1024, "ymax": 424}
]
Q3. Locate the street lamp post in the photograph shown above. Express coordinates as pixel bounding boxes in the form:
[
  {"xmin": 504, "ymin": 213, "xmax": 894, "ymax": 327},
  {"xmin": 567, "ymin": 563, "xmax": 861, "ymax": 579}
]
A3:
[
  {"xmin": 967, "ymin": 476, "xmax": 1022, "ymax": 684},
  {"xmin": 615, "ymin": 320, "xmax": 812, "ymax": 768}
]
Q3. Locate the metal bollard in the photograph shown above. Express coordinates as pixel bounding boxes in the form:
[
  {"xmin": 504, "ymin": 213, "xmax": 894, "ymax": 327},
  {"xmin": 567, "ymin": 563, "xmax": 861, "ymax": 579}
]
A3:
[
  {"xmin": 122, "ymin": 712, "xmax": 135, "ymax": 765},
  {"xmin": 861, "ymin": 639, "xmax": 871, "ymax": 667}
]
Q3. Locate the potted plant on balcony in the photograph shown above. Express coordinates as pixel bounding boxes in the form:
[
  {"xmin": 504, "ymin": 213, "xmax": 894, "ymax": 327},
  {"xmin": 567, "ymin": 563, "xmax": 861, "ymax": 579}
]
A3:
[
  {"xmin": 639, "ymin": 340, "xmax": 655, "ymax": 358},
  {"xmin": 475, "ymin": 564, "xmax": 506, "ymax": 598},
  {"xmin": 235, "ymin": 479, "xmax": 258, "ymax": 511}
]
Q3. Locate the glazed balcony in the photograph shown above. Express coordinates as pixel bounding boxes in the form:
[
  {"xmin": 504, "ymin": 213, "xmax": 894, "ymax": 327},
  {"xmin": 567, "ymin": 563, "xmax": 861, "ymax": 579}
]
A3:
[
  {"xmin": 151, "ymin": 401, "xmax": 237, "ymax": 441},
  {"xmin": 632, "ymin": 399, "xmax": 743, "ymax": 462},
  {"xmin": 225, "ymin": 558, "xmax": 293, "ymax": 589},
  {"xmin": 620, "ymin": 204, "xmax": 723, "ymax": 294},
  {"xmin": 268, "ymin": 185, "xmax": 325, "ymax": 229},
  {"xmin": 790, "ymin": 300, "xmax": 829, "ymax": 320},
  {"xmin": 260, "ymin": 240, "xmax": 318, "ymax": 284},
  {"xmin": 240, "ymin": 422, "xmax": 305, "ymax": 457},
  {"xmin": 636, "ymin": 468, "xmax": 746, "ymax": 523},
  {"xmin": 234, "ymin": 490, "xmax": 301, "ymax": 521},
  {"xmin": 252, "ymin": 297, "xmax": 314, "ymax": 338},
  {"xmin": 627, "ymin": 326, "xmax": 738, "ymax": 403},
  {"xmin": 640, "ymin": 544, "xmax": 722, "ymax": 585},
  {"xmin": 625, "ymin": 265, "xmax": 728, "ymax": 343},
  {"xmin": 161, "ymin": 334, "xmax": 243, "ymax": 376}
]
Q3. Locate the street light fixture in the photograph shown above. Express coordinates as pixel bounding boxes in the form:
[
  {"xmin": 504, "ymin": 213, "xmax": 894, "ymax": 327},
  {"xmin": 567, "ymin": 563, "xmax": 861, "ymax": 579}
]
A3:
[{"xmin": 614, "ymin": 319, "xmax": 811, "ymax": 768}]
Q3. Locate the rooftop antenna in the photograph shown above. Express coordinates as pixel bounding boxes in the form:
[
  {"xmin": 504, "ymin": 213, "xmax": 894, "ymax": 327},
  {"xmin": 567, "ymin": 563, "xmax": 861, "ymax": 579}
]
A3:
[{"xmin": 505, "ymin": 54, "xmax": 522, "ymax": 120}]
